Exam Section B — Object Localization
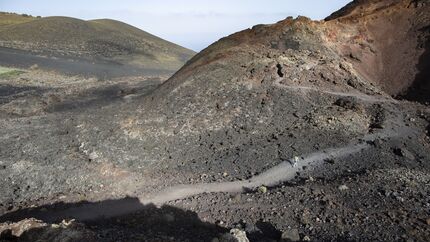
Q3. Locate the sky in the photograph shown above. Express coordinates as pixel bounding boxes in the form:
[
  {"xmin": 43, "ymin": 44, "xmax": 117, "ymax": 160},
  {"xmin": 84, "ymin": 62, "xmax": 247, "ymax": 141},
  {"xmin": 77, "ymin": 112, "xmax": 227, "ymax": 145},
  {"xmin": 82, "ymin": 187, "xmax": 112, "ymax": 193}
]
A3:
[{"xmin": 0, "ymin": 0, "xmax": 351, "ymax": 51}]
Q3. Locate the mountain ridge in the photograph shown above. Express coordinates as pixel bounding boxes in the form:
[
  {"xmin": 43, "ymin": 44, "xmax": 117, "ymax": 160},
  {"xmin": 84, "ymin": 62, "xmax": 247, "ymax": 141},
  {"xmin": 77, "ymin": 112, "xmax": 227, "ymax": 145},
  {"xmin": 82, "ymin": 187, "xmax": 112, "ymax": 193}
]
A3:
[{"xmin": 0, "ymin": 12, "xmax": 196, "ymax": 72}]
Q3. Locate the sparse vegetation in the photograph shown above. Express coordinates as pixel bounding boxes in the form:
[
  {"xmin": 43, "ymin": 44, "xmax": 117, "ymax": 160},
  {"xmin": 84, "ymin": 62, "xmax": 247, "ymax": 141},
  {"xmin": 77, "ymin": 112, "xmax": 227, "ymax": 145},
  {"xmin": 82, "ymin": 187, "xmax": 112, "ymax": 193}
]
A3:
[
  {"xmin": 0, "ymin": 12, "xmax": 35, "ymax": 31},
  {"xmin": 0, "ymin": 13, "xmax": 195, "ymax": 72},
  {"xmin": 0, "ymin": 66, "xmax": 25, "ymax": 78}
]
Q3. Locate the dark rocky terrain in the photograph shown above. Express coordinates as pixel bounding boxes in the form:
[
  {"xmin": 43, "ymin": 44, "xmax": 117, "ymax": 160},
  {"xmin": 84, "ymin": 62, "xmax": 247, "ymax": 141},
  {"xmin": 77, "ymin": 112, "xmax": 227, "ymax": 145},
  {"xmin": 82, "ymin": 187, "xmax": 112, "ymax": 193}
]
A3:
[
  {"xmin": 0, "ymin": 12, "xmax": 196, "ymax": 76},
  {"xmin": 0, "ymin": 0, "xmax": 429, "ymax": 241}
]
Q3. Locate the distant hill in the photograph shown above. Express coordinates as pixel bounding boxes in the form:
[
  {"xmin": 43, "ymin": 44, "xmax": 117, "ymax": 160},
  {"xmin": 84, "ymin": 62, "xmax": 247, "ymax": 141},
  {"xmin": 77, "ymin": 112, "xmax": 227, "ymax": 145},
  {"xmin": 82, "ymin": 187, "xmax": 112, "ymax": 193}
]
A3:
[{"xmin": 0, "ymin": 12, "xmax": 196, "ymax": 72}]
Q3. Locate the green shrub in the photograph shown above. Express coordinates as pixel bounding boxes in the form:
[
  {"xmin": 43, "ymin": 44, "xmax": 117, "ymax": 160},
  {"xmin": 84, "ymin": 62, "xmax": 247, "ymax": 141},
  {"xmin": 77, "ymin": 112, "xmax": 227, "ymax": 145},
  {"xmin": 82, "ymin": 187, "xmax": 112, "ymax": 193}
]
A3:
[{"xmin": 0, "ymin": 67, "xmax": 25, "ymax": 78}]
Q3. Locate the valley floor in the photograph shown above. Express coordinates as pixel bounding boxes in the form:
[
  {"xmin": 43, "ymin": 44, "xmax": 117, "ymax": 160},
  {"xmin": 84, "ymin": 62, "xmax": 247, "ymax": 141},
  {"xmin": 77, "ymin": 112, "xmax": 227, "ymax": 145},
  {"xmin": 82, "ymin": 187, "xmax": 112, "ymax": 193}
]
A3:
[{"xmin": 0, "ymin": 47, "xmax": 173, "ymax": 79}]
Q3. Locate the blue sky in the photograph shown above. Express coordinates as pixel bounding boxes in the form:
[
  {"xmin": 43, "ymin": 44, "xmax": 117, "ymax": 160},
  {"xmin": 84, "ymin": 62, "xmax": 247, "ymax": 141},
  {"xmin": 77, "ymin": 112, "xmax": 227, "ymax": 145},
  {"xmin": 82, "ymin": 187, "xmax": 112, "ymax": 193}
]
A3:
[{"xmin": 0, "ymin": 0, "xmax": 351, "ymax": 51}]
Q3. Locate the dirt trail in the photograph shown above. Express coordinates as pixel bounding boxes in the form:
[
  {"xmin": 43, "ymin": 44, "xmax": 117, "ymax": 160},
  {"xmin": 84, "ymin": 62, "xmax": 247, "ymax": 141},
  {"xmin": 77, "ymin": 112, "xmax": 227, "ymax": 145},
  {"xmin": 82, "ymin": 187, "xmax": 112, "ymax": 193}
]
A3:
[
  {"xmin": 3, "ymin": 118, "xmax": 408, "ymax": 223},
  {"xmin": 0, "ymin": 85, "xmax": 411, "ymax": 223},
  {"xmin": 275, "ymin": 82, "xmax": 398, "ymax": 104},
  {"xmin": 142, "ymin": 142, "xmax": 369, "ymax": 205},
  {"xmin": 0, "ymin": 140, "xmax": 371, "ymax": 223},
  {"xmin": 141, "ymin": 118, "xmax": 409, "ymax": 205}
]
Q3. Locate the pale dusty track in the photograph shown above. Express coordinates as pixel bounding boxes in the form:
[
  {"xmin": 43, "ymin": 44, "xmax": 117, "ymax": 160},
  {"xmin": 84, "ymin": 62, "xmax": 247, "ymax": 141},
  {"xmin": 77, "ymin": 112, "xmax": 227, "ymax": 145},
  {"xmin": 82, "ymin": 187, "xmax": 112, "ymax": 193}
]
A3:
[
  {"xmin": 0, "ymin": 87, "xmax": 409, "ymax": 223},
  {"xmin": 274, "ymin": 80, "xmax": 398, "ymax": 104}
]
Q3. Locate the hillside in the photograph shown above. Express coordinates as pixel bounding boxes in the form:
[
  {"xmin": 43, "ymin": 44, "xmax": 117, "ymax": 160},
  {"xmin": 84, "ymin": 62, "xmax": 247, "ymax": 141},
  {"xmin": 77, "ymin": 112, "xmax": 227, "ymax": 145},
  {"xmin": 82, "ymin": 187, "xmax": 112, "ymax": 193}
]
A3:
[
  {"xmin": 0, "ymin": 13, "xmax": 195, "ymax": 72},
  {"xmin": 162, "ymin": 0, "xmax": 428, "ymax": 101},
  {"xmin": 325, "ymin": 0, "xmax": 429, "ymax": 102},
  {"xmin": 0, "ymin": 1, "xmax": 429, "ymax": 241},
  {"xmin": 0, "ymin": 12, "xmax": 37, "ymax": 31}
]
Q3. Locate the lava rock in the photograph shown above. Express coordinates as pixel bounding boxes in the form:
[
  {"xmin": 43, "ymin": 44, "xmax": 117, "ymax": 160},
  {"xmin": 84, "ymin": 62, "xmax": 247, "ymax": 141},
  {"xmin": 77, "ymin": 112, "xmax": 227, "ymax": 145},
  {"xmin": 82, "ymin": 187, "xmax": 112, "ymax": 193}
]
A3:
[
  {"xmin": 281, "ymin": 228, "xmax": 300, "ymax": 242},
  {"xmin": 338, "ymin": 185, "xmax": 349, "ymax": 191},
  {"xmin": 220, "ymin": 229, "xmax": 250, "ymax": 242},
  {"xmin": 393, "ymin": 148, "xmax": 415, "ymax": 160}
]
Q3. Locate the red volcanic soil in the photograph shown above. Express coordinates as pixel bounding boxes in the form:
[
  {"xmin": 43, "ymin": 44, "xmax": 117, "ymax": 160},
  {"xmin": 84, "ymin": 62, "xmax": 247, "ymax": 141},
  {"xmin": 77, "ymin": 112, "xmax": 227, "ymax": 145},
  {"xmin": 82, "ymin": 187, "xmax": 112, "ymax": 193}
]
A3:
[{"xmin": 326, "ymin": 0, "xmax": 429, "ymax": 101}]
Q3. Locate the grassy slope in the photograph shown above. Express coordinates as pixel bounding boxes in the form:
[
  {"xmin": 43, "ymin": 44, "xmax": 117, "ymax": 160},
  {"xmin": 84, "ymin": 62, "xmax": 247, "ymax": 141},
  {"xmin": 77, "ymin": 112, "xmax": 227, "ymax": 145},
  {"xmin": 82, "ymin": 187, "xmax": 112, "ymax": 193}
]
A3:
[
  {"xmin": 0, "ymin": 66, "xmax": 24, "ymax": 78},
  {"xmin": 0, "ymin": 12, "xmax": 36, "ymax": 31},
  {"xmin": 0, "ymin": 13, "xmax": 196, "ymax": 71}
]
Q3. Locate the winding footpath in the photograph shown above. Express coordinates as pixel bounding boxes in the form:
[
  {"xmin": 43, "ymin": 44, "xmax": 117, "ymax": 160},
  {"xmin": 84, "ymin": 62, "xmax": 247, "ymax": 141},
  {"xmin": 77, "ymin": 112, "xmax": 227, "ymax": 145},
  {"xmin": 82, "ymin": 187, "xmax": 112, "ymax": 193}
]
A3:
[{"xmin": 0, "ymin": 87, "xmax": 410, "ymax": 223}]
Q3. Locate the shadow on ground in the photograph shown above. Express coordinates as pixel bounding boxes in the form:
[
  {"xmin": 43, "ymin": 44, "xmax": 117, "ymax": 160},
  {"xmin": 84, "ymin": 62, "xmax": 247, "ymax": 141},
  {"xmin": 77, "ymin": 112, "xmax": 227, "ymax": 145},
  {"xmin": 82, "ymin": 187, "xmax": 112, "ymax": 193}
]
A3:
[
  {"xmin": 0, "ymin": 79, "xmax": 161, "ymax": 117},
  {"xmin": 0, "ymin": 84, "xmax": 48, "ymax": 105},
  {"xmin": 402, "ymin": 25, "xmax": 430, "ymax": 103},
  {"xmin": 0, "ymin": 197, "xmax": 227, "ymax": 241},
  {"xmin": 0, "ymin": 196, "xmax": 301, "ymax": 241},
  {"xmin": 46, "ymin": 79, "xmax": 161, "ymax": 113}
]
